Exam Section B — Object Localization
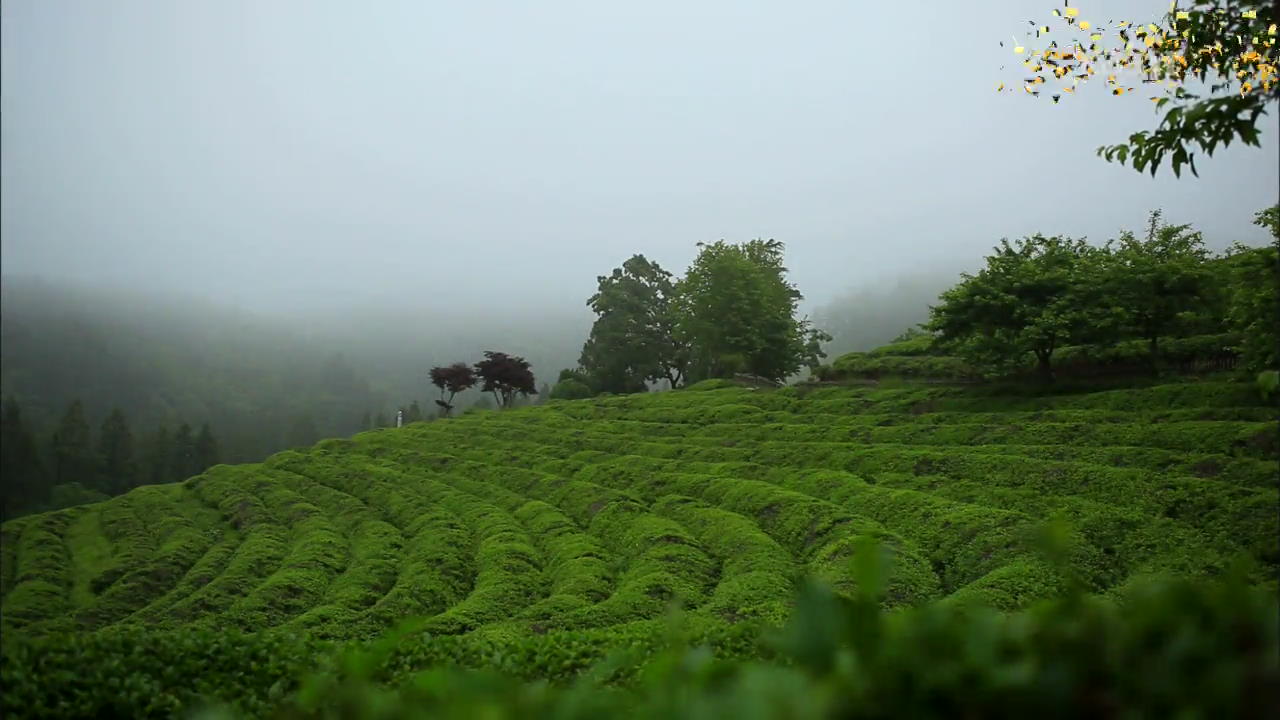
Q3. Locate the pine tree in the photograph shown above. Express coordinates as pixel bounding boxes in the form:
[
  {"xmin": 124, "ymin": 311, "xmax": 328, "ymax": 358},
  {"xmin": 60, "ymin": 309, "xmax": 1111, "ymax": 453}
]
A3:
[
  {"xmin": 97, "ymin": 408, "xmax": 136, "ymax": 495},
  {"xmin": 360, "ymin": 411, "xmax": 372, "ymax": 431},
  {"xmin": 195, "ymin": 423, "xmax": 219, "ymax": 472},
  {"xmin": 1, "ymin": 397, "xmax": 47, "ymax": 518},
  {"xmin": 404, "ymin": 401, "xmax": 423, "ymax": 423},
  {"xmin": 171, "ymin": 423, "xmax": 198, "ymax": 481},
  {"xmin": 51, "ymin": 400, "xmax": 96, "ymax": 488},
  {"xmin": 144, "ymin": 426, "xmax": 174, "ymax": 485}
]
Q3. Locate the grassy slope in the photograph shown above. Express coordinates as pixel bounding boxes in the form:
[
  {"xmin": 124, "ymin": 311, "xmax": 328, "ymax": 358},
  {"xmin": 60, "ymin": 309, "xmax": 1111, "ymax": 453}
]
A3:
[{"xmin": 2, "ymin": 377, "xmax": 1275, "ymax": 645}]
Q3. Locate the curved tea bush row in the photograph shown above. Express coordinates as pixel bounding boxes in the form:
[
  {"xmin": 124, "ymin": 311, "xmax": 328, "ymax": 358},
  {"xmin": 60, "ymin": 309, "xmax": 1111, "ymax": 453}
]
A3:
[
  {"xmin": 430, "ymin": 422, "xmax": 1249, "ymax": 600},
  {"xmin": 66, "ymin": 490, "xmax": 224, "ymax": 632},
  {"xmin": 401, "ymin": 415, "xmax": 1269, "ymax": 584},
  {"xmin": 438, "ymin": 411, "xmax": 1280, "ymax": 488},
  {"xmin": 265, "ymin": 452, "xmax": 476, "ymax": 639},
  {"xmin": 2, "ymin": 377, "xmax": 1274, "ymax": 694},
  {"xmin": 1, "ymin": 511, "xmax": 73, "ymax": 630},
  {"xmin": 0, "ymin": 517, "xmax": 28, "ymax": 600},
  {"xmin": 411, "ymin": 418, "xmax": 1276, "ymax": 574}
]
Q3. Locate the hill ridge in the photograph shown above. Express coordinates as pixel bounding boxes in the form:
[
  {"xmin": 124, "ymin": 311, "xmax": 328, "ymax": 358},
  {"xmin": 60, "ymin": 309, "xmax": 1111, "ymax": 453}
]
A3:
[{"xmin": 2, "ymin": 378, "xmax": 1276, "ymax": 642}]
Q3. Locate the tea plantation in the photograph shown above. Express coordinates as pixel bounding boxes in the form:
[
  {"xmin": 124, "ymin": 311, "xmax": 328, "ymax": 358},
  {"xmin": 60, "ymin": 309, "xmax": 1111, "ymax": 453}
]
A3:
[{"xmin": 2, "ymin": 377, "xmax": 1277, "ymax": 717}]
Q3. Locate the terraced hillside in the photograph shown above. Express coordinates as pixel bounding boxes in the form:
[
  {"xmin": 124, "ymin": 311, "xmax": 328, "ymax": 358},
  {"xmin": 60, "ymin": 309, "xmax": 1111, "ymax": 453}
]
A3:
[{"xmin": 3, "ymin": 378, "xmax": 1276, "ymax": 647}]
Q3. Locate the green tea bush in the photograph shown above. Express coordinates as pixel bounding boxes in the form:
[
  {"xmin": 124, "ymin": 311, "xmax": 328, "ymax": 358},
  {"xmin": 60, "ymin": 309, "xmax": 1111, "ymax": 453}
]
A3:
[
  {"xmin": 3, "ymin": 376, "xmax": 1276, "ymax": 717},
  {"xmin": 1049, "ymin": 332, "xmax": 1242, "ymax": 371},
  {"xmin": 550, "ymin": 379, "xmax": 594, "ymax": 401},
  {"xmin": 830, "ymin": 353, "xmax": 980, "ymax": 380},
  {"xmin": 4, "ymin": 558, "xmax": 1274, "ymax": 719},
  {"xmin": 864, "ymin": 334, "xmax": 939, "ymax": 357},
  {"xmin": 2, "ymin": 510, "xmax": 80, "ymax": 631}
]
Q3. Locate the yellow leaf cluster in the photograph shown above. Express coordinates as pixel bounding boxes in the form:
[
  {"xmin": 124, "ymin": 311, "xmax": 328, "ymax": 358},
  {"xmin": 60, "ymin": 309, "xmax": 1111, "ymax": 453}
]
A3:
[{"xmin": 997, "ymin": 4, "xmax": 1276, "ymax": 102}]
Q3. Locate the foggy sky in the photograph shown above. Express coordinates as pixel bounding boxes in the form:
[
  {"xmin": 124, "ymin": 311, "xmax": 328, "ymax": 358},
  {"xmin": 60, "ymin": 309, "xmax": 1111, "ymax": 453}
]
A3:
[{"xmin": 3, "ymin": 0, "xmax": 1277, "ymax": 318}]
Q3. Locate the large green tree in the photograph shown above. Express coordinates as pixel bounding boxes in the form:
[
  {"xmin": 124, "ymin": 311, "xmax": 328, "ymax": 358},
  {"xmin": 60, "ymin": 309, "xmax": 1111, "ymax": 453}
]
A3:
[
  {"xmin": 580, "ymin": 254, "xmax": 689, "ymax": 393},
  {"xmin": 928, "ymin": 235, "xmax": 1106, "ymax": 380},
  {"xmin": 1221, "ymin": 205, "xmax": 1280, "ymax": 371},
  {"xmin": 675, "ymin": 239, "xmax": 829, "ymax": 383},
  {"xmin": 1103, "ymin": 211, "xmax": 1212, "ymax": 373},
  {"xmin": 97, "ymin": 408, "xmax": 137, "ymax": 495}
]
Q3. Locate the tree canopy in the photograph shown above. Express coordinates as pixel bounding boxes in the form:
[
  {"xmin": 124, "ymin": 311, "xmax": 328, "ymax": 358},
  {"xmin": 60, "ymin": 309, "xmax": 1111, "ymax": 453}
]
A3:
[
  {"xmin": 474, "ymin": 352, "xmax": 538, "ymax": 409},
  {"xmin": 1103, "ymin": 210, "xmax": 1212, "ymax": 372},
  {"xmin": 430, "ymin": 363, "xmax": 477, "ymax": 417},
  {"xmin": 1222, "ymin": 206, "xmax": 1280, "ymax": 372},
  {"xmin": 920, "ymin": 205, "xmax": 1277, "ymax": 383},
  {"xmin": 573, "ymin": 240, "xmax": 829, "ymax": 392},
  {"xmin": 579, "ymin": 255, "xmax": 687, "ymax": 393},
  {"xmin": 928, "ymin": 234, "xmax": 1106, "ymax": 381},
  {"xmin": 675, "ymin": 239, "xmax": 829, "ymax": 383}
]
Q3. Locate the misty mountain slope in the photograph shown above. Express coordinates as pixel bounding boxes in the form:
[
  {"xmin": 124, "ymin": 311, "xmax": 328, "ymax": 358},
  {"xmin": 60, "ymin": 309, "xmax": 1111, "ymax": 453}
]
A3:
[
  {"xmin": 0, "ymin": 277, "xmax": 384, "ymax": 462},
  {"xmin": 810, "ymin": 272, "xmax": 959, "ymax": 358},
  {"xmin": 3, "ymin": 377, "xmax": 1273, "ymax": 643},
  {"xmin": 0, "ymin": 278, "xmax": 588, "ymax": 468},
  {"xmin": 301, "ymin": 304, "xmax": 590, "ymax": 409}
]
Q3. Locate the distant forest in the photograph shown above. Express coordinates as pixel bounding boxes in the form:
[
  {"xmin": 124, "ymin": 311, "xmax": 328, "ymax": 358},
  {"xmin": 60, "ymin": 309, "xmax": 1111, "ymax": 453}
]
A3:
[{"xmin": 0, "ymin": 277, "xmax": 585, "ymax": 518}]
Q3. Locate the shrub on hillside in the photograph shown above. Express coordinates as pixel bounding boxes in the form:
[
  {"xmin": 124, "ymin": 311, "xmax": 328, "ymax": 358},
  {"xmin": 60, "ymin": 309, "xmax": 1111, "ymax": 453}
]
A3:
[
  {"xmin": 549, "ymin": 379, "xmax": 594, "ymax": 401},
  {"xmin": 1046, "ymin": 333, "xmax": 1241, "ymax": 374},
  {"xmin": 41, "ymin": 483, "xmax": 110, "ymax": 514},
  {"xmin": 865, "ymin": 334, "xmax": 938, "ymax": 358},
  {"xmin": 830, "ymin": 353, "xmax": 980, "ymax": 381},
  {"xmin": 811, "ymin": 364, "xmax": 838, "ymax": 382},
  {"xmin": 683, "ymin": 379, "xmax": 738, "ymax": 391}
]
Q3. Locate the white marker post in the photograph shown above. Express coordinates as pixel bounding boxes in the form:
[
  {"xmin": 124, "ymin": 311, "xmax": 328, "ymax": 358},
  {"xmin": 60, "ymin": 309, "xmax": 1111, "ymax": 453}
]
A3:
[{"xmin": 396, "ymin": 409, "xmax": 403, "ymax": 428}]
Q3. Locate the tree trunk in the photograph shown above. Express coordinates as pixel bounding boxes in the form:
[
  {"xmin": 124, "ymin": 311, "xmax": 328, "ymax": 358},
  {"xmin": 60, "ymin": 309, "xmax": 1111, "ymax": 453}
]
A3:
[
  {"xmin": 1036, "ymin": 351, "xmax": 1054, "ymax": 383},
  {"xmin": 667, "ymin": 368, "xmax": 684, "ymax": 390}
]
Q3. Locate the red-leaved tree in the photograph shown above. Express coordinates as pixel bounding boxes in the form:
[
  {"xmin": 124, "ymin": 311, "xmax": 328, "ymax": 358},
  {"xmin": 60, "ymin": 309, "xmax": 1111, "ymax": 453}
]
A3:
[
  {"xmin": 473, "ymin": 351, "xmax": 537, "ymax": 409},
  {"xmin": 429, "ymin": 362, "xmax": 476, "ymax": 417}
]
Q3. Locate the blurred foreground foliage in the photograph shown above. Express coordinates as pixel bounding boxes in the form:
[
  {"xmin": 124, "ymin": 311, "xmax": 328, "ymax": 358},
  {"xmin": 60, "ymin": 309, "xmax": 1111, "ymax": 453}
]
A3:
[{"xmin": 4, "ymin": 538, "xmax": 1275, "ymax": 719}]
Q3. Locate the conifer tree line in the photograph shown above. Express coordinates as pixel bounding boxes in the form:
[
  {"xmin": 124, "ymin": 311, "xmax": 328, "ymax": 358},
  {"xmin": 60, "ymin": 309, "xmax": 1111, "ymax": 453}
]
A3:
[{"xmin": 0, "ymin": 398, "xmax": 221, "ymax": 520}]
